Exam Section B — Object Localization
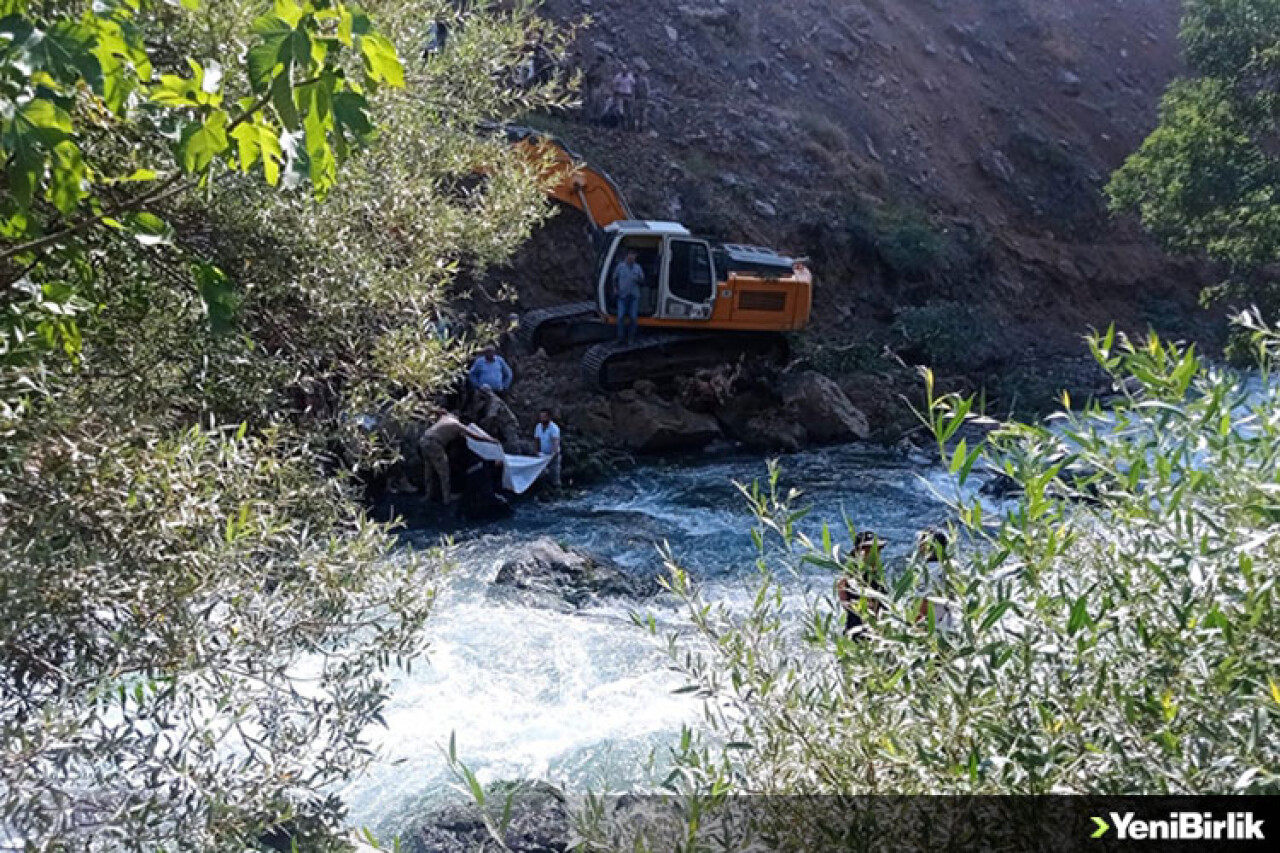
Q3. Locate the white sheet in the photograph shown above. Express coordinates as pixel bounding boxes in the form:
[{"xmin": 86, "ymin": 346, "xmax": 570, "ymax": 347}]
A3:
[{"xmin": 465, "ymin": 435, "xmax": 552, "ymax": 495}]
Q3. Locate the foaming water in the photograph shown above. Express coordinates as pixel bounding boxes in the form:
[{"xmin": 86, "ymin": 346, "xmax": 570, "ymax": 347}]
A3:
[{"xmin": 343, "ymin": 446, "xmax": 953, "ymax": 838}]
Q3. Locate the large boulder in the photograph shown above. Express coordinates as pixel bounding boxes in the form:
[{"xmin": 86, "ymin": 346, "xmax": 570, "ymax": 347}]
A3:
[
  {"xmin": 410, "ymin": 782, "xmax": 570, "ymax": 853},
  {"xmin": 491, "ymin": 538, "xmax": 660, "ymax": 610},
  {"xmin": 716, "ymin": 391, "xmax": 808, "ymax": 452},
  {"xmin": 782, "ymin": 371, "xmax": 871, "ymax": 444},
  {"xmin": 609, "ymin": 387, "xmax": 722, "ymax": 453}
]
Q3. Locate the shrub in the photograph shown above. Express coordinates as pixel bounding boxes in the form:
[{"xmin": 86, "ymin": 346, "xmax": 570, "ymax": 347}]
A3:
[
  {"xmin": 799, "ymin": 114, "xmax": 850, "ymax": 153},
  {"xmin": 876, "ymin": 213, "xmax": 945, "ymax": 280},
  {"xmin": 623, "ymin": 318, "xmax": 1279, "ymax": 847},
  {"xmin": 843, "ymin": 196, "xmax": 881, "ymax": 261},
  {"xmin": 0, "ymin": 0, "xmax": 573, "ymax": 848},
  {"xmin": 893, "ymin": 300, "xmax": 998, "ymax": 369}
]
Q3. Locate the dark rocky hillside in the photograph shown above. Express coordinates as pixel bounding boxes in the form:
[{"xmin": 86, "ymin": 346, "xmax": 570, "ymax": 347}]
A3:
[{"xmin": 477, "ymin": 0, "xmax": 1222, "ymax": 460}]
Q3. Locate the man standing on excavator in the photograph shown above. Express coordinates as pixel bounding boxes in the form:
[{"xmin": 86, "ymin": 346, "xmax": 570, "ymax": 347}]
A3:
[{"xmin": 614, "ymin": 250, "xmax": 644, "ymax": 345}]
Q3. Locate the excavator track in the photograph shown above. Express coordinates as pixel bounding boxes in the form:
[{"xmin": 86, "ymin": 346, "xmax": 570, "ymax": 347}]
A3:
[
  {"xmin": 517, "ymin": 302, "xmax": 612, "ymax": 353},
  {"xmin": 582, "ymin": 332, "xmax": 790, "ymax": 391}
]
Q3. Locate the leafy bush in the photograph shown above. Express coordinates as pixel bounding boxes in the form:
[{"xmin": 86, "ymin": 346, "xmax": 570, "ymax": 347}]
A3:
[
  {"xmin": 875, "ymin": 212, "xmax": 944, "ymax": 280},
  {"xmin": 1108, "ymin": 0, "xmax": 1280, "ymax": 313},
  {"xmin": 0, "ymin": 0, "xmax": 573, "ymax": 849},
  {"xmin": 799, "ymin": 114, "xmax": 850, "ymax": 153},
  {"xmin": 893, "ymin": 300, "xmax": 998, "ymax": 369},
  {"xmin": 2, "ymin": 425, "xmax": 436, "ymax": 850},
  {"xmin": 842, "ymin": 196, "xmax": 880, "ymax": 261},
  {"xmin": 938, "ymin": 219, "xmax": 994, "ymax": 285},
  {"xmin": 638, "ymin": 320, "xmax": 1278, "ymax": 843}
]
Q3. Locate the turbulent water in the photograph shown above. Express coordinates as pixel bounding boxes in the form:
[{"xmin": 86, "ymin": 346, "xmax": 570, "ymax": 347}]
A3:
[{"xmin": 342, "ymin": 445, "xmax": 961, "ymax": 839}]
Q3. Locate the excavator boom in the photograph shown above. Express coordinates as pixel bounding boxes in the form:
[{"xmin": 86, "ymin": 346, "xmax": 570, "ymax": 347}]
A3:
[{"xmin": 503, "ymin": 125, "xmax": 633, "ymax": 231}]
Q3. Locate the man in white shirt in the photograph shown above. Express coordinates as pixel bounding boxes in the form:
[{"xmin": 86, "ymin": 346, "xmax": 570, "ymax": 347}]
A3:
[{"xmin": 534, "ymin": 408, "xmax": 562, "ymax": 488}]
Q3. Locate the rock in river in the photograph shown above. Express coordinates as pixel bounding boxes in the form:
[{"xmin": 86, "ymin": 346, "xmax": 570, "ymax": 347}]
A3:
[
  {"xmin": 717, "ymin": 390, "xmax": 808, "ymax": 452},
  {"xmin": 610, "ymin": 386, "xmax": 722, "ymax": 453},
  {"xmin": 491, "ymin": 538, "xmax": 661, "ymax": 610},
  {"xmin": 409, "ymin": 781, "xmax": 570, "ymax": 853}
]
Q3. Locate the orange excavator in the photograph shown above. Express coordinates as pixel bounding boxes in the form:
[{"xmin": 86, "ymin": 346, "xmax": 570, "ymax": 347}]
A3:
[{"xmin": 504, "ymin": 126, "xmax": 813, "ymax": 389}]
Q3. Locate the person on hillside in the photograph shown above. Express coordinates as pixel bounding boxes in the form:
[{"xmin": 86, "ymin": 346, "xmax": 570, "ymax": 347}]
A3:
[
  {"xmin": 531, "ymin": 38, "xmax": 555, "ymax": 87},
  {"xmin": 499, "ymin": 312, "xmax": 522, "ymax": 358},
  {"xmin": 516, "ymin": 55, "xmax": 537, "ymax": 88},
  {"xmin": 598, "ymin": 95, "xmax": 623, "ymax": 128},
  {"xmin": 633, "ymin": 68, "xmax": 651, "ymax": 132},
  {"xmin": 422, "ymin": 19, "xmax": 449, "ymax": 58},
  {"xmin": 613, "ymin": 250, "xmax": 644, "ymax": 344},
  {"xmin": 612, "ymin": 65, "xmax": 636, "ymax": 129},
  {"xmin": 836, "ymin": 531, "xmax": 887, "ymax": 638},
  {"xmin": 468, "ymin": 346, "xmax": 513, "ymax": 394},
  {"xmin": 583, "ymin": 57, "xmax": 606, "ymax": 122},
  {"xmin": 429, "ymin": 311, "xmax": 456, "ymax": 342},
  {"xmin": 534, "ymin": 408, "xmax": 562, "ymax": 488}
]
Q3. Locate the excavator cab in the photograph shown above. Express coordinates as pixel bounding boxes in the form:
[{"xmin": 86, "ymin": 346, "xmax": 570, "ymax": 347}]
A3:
[
  {"xmin": 596, "ymin": 222, "xmax": 716, "ymax": 323},
  {"xmin": 594, "ymin": 222, "xmax": 811, "ymax": 332}
]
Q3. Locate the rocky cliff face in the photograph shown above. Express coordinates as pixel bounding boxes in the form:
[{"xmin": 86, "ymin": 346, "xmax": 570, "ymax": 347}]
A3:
[
  {"xmin": 525, "ymin": 0, "xmax": 1213, "ymax": 341},
  {"xmin": 482, "ymin": 0, "xmax": 1224, "ymax": 465}
]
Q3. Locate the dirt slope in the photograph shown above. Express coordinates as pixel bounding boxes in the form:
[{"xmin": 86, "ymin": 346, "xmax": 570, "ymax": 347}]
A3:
[
  {"xmin": 516, "ymin": 0, "xmax": 1212, "ymax": 340},
  {"xmin": 478, "ymin": 0, "xmax": 1223, "ymax": 457}
]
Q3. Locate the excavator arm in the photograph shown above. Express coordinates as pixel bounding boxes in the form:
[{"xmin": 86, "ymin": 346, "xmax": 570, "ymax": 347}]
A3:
[{"xmin": 502, "ymin": 125, "xmax": 633, "ymax": 231}]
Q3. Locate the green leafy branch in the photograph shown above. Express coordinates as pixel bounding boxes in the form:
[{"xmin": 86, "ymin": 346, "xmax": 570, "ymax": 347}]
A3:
[{"xmin": 0, "ymin": 0, "xmax": 405, "ymax": 333}]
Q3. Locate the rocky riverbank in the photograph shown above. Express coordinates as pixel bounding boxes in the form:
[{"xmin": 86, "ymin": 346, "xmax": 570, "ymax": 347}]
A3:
[{"xmin": 436, "ymin": 0, "xmax": 1228, "ymax": 486}]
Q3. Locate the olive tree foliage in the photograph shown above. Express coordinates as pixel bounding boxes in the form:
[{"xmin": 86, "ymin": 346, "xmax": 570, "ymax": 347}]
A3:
[
  {"xmin": 603, "ymin": 322, "xmax": 1280, "ymax": 848},
  {"xmin": 0, "ymin": 0, "xmax": 573, "ymax": 850},
  {"xmin": 186, "ymin": 0, "xmax": 579, "ymax": 427},
  {"xmin": 1108, "ymin": 0, "xmax": 1280, "ymax": 313}
]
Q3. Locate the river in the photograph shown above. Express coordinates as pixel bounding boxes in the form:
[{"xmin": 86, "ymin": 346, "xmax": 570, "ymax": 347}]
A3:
[{"xmin": 342, "ymin": 444, "xmax": 962, "ymax": 840}]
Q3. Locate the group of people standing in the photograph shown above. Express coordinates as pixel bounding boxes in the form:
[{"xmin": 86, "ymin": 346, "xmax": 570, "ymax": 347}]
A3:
[
  {"xmin": 415, "ymin": 346, "xmax": 563, "ymax": 513},
  {"xmin": 465, "ymin": 346, "xmax": 562, "ymax": 491},
  {"xmin": 421, "ymin": 16, "xmax": 651, "ymax": 131},
  {"xmin": 835, "ymin": 528, "xmax": 954, "ymax": 638},
  {"xmin": 583, "ymin": 60, "xmax": 651, "ymax": 131}
]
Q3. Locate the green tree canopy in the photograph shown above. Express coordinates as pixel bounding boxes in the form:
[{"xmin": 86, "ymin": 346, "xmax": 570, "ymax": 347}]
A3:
[
  {"xmin": 1108, "ymin": 0, "xmax": 1280, "ymax": 311},
  {"xmin": 0, "ymin": 0, "xmax": 575, "ymax": 848}
]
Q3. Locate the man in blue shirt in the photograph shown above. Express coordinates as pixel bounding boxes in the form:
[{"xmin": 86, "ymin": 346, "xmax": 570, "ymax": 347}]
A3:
[
  {"xmin": 613, "ymin": 250, "xmax": 644, "ymax": 344},
  {"xmin": 534, "ymin": 408, "xmax": 562, "ymax": 488},
  {"xmin": 468, "ymin": 346, "xmax": 514, "ymax": 393}
]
